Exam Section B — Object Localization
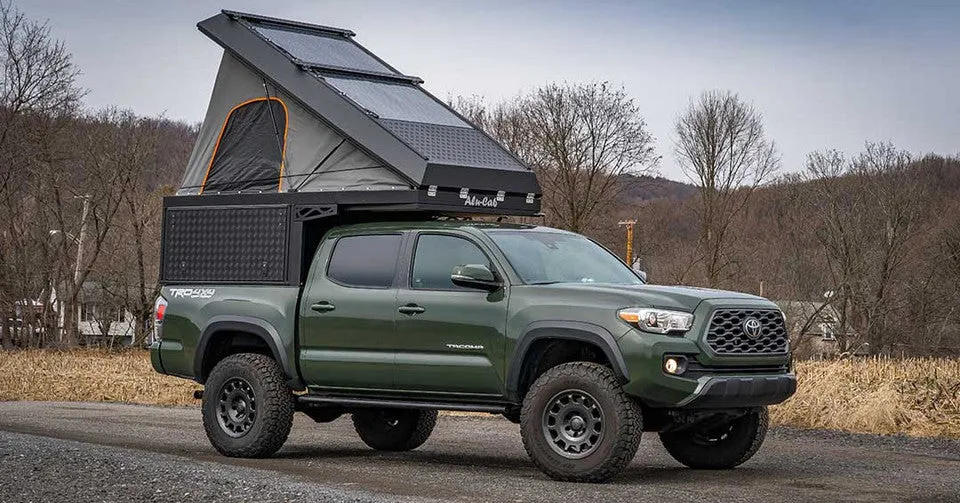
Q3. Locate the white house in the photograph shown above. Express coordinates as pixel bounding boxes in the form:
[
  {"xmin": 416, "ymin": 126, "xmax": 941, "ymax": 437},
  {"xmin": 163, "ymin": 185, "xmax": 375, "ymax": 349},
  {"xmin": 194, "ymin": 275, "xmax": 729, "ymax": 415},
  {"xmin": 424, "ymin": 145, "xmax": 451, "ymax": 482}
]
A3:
[{"xmin": 51, "ymin": 282, "xmax": 147, "ymax": 347}]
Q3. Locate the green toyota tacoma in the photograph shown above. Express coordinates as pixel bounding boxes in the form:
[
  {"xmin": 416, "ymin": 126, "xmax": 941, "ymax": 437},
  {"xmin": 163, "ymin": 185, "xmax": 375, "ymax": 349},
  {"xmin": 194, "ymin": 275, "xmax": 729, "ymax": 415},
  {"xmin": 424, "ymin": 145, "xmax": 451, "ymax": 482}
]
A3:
[{"xmin": 151, "ymin": 220, "xmax": 796, "ymax": 482}]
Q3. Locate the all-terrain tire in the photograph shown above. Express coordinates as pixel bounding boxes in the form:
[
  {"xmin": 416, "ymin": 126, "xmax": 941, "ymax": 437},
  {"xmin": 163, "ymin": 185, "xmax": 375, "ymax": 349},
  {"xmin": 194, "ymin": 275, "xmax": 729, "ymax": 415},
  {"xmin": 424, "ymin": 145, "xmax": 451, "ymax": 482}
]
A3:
[
  {"xmin": 352, "ymin": 408, "xmax": 437, "ymax": 451},
  {"xmin": 202, "ymin": 353, "xmax": 295, "ymax": 458},
  {"xmin": 520, "ymin": 362, "xmax": 642, "ymax": 483},
  {"xmin": 659, "ymin": 406, "xmax": 769, "ymax": 469}
]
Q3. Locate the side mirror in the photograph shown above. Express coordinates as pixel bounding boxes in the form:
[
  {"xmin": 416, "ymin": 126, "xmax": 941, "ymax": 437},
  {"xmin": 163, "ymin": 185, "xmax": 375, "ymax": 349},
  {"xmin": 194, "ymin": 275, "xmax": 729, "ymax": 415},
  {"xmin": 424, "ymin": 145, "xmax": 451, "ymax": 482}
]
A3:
[{"xmin": 451, "ymin": 264, "xmax": 501, "ymax": 291}]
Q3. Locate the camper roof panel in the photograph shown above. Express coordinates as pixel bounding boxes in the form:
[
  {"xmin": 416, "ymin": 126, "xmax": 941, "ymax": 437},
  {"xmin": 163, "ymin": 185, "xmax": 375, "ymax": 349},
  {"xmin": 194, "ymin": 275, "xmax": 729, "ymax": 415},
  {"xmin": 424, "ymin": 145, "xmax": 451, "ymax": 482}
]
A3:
[
  {"xmin": 321, "ymin": 75, "xmax": 468, "ymax": 128},
  {"xmin": 381, "ymin": 119, "xmax": 528, "ymax": 171},
  {"xmin": 252, "ymin": 24, "xmax": 394, "ymax": 75}
]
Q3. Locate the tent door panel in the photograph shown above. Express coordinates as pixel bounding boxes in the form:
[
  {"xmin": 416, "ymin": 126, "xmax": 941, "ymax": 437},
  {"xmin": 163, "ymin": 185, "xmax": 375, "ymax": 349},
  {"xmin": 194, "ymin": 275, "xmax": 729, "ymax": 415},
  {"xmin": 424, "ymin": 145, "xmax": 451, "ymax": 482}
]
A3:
[{"xmin": 202, "ymin": 98, "xmax": 287, "ymax": 193}]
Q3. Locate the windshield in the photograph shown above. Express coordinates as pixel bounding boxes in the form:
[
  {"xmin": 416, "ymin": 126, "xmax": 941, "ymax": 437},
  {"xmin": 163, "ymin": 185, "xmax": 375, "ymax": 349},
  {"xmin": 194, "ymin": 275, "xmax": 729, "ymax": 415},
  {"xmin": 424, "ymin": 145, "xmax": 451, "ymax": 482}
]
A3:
[{"xmin": 485, "ymin": 230, "xmax": 643, "ymax": 285}]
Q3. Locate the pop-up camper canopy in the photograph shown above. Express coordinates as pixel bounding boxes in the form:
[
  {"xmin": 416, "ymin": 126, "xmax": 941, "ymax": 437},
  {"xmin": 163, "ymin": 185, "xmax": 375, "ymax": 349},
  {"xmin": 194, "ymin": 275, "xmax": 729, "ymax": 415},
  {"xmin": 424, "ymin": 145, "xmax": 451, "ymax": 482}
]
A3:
[
  {"xmin": 160, "ymin": 11, "xmax": 540, "ymax": 286},
  {"xmin": 177, "ymin": 10, "xmax": 540, "ymax": 214}
]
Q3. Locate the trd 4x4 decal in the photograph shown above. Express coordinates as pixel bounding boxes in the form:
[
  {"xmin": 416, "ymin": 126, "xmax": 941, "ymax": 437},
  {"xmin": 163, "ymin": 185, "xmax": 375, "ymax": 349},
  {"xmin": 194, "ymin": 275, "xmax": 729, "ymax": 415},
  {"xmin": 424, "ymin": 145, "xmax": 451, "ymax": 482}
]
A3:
[{"xmin": 170, "ymin": 288, "xmax": 216, "ymax": 299}]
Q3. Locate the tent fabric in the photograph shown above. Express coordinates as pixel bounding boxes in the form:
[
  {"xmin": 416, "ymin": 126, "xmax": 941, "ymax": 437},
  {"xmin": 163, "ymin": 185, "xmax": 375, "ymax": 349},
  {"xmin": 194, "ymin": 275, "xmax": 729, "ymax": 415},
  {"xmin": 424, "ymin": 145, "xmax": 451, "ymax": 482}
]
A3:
[
  {"xmin": 178, "ymin": 52, "xmax": 411, "ymax": 195},
  {"xmin": 202, "ymin": 98, "xmax": 287, "ymax": 193}
]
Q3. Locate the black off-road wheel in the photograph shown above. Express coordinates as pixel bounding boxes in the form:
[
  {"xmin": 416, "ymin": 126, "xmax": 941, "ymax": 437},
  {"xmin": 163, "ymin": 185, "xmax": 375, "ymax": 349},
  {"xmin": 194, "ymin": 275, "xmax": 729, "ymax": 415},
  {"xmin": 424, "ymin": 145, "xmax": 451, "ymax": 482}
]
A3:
[
  {"xmin": 352, "ymin": 408, "xmax": 437, "ymax": 451},
  {"xmin": 659, "ymin": 407, "xmax": 769, "ymax": 469},
  {"xmin": 520, "ymin": 362, "xmax": 642, "ymax": 483},
  {"xmin": 202, "ymin": 353, "xmax": 295, "ymax": 458}
]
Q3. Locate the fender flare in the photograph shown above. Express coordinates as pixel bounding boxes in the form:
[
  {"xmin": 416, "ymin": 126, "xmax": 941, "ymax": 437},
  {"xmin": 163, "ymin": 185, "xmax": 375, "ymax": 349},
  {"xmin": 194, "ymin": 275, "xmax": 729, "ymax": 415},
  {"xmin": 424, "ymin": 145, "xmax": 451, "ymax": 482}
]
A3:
[
  {"xmin": 194, "ymin": 315, "xmax": 292, "ymax": 384},
  {"xmin": 505, "ymin": 320, "xmax": 630, "ymax": 402}
]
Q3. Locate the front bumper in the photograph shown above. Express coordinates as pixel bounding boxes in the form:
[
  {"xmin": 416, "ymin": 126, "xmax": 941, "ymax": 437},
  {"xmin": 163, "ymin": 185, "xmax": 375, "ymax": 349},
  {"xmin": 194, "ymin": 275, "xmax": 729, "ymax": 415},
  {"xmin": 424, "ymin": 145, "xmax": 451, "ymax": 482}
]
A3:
[
  {"xmin": 677, "ymin": 374, "xmax": 797, "ymax": 408},
  {"xmin": 616, "ymin": 314, "xmax": 796, "ymax": 408}
]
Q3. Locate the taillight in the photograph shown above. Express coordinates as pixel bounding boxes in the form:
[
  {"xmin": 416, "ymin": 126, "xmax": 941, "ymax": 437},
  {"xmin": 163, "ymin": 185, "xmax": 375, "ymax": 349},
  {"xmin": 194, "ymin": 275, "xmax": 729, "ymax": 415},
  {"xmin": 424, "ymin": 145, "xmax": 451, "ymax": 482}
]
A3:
[{"xmin": 154, "ymin": 296, "xmax": 167, "ymax": 341}]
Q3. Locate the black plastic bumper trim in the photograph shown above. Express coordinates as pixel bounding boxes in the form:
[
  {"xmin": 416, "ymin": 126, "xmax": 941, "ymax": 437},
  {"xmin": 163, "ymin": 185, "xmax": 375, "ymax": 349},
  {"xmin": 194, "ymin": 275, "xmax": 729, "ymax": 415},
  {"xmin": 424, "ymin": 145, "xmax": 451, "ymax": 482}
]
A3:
[{"xmin": 681, "ymin": 374, "xmax": 797, "ymax": 409}]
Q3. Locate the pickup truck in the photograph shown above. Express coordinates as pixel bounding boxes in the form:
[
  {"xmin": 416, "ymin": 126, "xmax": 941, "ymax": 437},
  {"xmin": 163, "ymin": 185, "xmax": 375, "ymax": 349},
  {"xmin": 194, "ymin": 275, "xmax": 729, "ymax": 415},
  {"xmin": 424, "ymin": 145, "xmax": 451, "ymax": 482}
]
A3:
[{"xmin": 151, "ymin": 220, "xmax": 796, "ymax": 482}]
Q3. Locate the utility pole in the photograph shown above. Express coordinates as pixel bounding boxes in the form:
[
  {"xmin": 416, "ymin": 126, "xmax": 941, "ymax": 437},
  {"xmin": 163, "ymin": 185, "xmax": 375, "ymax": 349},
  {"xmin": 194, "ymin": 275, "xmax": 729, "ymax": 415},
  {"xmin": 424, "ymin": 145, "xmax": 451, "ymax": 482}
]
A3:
[
  {"xmin": 74, "ymin": 195, "xmax": 91, "ymax": 288},
  {"xmin": 617, "ymin": 220, "xmax": 637, "ymax": 265}
]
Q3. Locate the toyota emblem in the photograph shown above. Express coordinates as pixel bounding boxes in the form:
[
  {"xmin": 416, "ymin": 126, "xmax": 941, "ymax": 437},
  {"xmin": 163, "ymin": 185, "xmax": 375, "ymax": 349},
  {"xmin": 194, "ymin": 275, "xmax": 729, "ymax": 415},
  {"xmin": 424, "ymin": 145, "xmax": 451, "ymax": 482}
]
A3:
[{"xmin": 742, "ymin": 317, "xmax": 762, "ymax": 339}]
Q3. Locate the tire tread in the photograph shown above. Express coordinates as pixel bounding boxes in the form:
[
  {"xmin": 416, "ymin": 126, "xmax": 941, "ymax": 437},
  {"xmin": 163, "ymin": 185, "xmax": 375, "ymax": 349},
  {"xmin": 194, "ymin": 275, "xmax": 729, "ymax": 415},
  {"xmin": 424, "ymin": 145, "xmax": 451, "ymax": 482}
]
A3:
[
  {"xmin": 202, "ymin": 353, "xmax": 294, "ymax": 458},
  {"xmin": 520, "ymin": 362, "xmax": 642, "ymax": 483}
]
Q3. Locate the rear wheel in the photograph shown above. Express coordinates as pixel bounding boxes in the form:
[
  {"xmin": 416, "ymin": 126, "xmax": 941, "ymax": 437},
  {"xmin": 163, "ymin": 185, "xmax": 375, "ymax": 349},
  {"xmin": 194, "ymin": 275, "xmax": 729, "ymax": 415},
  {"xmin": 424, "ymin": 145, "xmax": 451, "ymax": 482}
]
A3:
[
  {"xmin": 659, "ymin": 407, "xmax": 769, "ymax": 469},
  {"xmin": 201, "ymin": 353, "xmax": 295, "ymax": 458},
  {"xmin": 352, "ymin": 408, "xmax": 437, "ymax": 451},
  {"xmin": 520, "ymin": 362, "xmax": 642, "ymax": 483}
]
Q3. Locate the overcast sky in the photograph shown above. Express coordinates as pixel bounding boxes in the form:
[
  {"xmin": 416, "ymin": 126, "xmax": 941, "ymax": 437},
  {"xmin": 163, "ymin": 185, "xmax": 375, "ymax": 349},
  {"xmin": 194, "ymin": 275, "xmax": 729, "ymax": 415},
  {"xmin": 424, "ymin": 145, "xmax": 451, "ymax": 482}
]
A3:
[{"xmin": 23, "ymin": 0, "xmax": 960, "ymax": 181}]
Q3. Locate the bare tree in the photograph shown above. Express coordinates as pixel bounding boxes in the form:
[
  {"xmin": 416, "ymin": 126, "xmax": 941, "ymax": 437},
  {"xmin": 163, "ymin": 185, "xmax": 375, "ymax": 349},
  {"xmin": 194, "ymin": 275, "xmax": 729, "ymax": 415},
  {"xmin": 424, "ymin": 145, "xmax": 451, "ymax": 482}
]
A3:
[
  {"xmin": 523, "ymin": 82, "xmax": 659, "ymax": 232},
  {"xmin": 0, "ymin": 0, "xmax": 83, "ymax": 348},
  {"xmin": 47, "ymin": 110, "xmax": 164, "ymax": 346},
  {"xmin": 806, "ymin": 142, "xmax": 926, "ymax": 354},
  {"xmin": 675, "ymin": 90, "xmax": 779, "ymax": 287},
  {"xmin": 453, "ymin": 83, "xmax": 659, "ymax": 233},
  {"xmin": 96, "ymin": 118, "xmax": 192, "ymax": 346}
]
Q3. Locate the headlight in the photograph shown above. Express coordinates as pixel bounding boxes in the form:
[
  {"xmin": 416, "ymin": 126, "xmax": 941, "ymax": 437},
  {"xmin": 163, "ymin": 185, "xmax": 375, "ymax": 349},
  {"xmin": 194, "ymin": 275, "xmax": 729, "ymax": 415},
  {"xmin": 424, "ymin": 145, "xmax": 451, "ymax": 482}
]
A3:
[{"xmin": 618, "ymin": 308, "xmax": 694, "ymax": 335}]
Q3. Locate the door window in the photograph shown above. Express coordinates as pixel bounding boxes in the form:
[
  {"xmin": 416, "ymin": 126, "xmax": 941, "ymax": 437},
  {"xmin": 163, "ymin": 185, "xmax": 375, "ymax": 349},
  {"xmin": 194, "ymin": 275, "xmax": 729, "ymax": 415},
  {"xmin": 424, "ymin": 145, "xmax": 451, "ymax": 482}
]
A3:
[
  {"xmin": 411, "ymin": 234, "xmax": 490, "ymax": 290},
  {"xmin": 327, "ymin": 234, "xmax": 401, "ymax": 288}
]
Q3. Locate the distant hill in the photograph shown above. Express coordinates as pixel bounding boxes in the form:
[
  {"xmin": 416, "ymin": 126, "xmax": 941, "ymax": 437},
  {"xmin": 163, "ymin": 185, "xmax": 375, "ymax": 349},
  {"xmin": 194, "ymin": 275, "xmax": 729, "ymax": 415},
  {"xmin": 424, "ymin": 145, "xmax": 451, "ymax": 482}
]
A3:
[{"xmin": 618, "ymin": 174, "xmax": 698, "ymax": 203}]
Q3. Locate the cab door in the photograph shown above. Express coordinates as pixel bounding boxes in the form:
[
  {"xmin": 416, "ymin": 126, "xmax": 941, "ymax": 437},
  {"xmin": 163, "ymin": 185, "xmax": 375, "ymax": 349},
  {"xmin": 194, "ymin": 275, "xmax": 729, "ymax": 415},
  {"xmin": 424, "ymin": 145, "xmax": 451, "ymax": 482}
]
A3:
[
  {"xmin": 298, "ymin": 233, "xmax": 403, "ymax": 392},
  {"xmin": 393, "ymin": 232, "xmax": 508, "ymax": 397}
]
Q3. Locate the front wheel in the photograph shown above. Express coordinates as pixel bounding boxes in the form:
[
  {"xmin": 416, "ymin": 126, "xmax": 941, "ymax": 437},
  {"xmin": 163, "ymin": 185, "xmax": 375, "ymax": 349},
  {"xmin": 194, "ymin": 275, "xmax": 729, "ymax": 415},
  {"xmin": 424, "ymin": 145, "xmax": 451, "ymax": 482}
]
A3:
[
  {"xmin": 520, "ymin": 362, "xmax": 642, "ymax": 483},
  {"xmin": 659, "ymin": 407, "xmax": 769, "ymax": 469},
  {"xmin": 352, "ymin": 408, "xmax": 437, "ymax": 451},
  {"xmin": 201, "ymin": 353, "xmax": 295, "ymax": 458}
]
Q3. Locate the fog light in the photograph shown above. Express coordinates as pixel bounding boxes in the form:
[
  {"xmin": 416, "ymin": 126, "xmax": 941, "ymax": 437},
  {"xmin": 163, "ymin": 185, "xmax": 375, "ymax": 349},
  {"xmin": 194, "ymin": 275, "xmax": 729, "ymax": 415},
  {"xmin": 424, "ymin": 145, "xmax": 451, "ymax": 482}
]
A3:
[{"xmin": 663, "ymin": 356, "xmax": 687, "ymax": 375}]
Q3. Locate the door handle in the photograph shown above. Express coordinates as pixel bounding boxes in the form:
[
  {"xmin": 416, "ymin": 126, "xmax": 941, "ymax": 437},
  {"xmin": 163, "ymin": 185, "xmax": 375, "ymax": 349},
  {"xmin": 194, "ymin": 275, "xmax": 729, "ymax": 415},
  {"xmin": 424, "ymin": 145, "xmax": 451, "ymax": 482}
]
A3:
[
  {"xmin": 398, "ymin": 304, "xmax": 425, "ymax": 315},
  {"xmin": 310, "ymin": 302, "xmax": 336, "ymax": 313}
]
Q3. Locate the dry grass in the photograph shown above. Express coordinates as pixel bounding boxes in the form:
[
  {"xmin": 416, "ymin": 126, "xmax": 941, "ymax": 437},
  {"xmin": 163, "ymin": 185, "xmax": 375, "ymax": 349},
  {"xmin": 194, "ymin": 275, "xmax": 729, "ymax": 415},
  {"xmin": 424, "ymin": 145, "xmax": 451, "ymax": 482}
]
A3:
[
  {"xmin": 1, "ymin": 350, "xmax": 958, "ymax": 438},
  {"xmin": 770, "ymin": 358, "xmax": 960, "ymax": 438},
  {"xmin": 0, "ymin": 349, "xmax": 200, "ymax": 406}
]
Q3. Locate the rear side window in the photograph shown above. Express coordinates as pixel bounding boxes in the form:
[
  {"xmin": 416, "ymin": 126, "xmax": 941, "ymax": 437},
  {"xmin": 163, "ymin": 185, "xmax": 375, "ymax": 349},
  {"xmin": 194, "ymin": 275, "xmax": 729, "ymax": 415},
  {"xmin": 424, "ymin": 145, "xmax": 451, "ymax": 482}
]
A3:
[{"xmin": 327, "ymin": 234, "xmax": 401, "ymax": 288}]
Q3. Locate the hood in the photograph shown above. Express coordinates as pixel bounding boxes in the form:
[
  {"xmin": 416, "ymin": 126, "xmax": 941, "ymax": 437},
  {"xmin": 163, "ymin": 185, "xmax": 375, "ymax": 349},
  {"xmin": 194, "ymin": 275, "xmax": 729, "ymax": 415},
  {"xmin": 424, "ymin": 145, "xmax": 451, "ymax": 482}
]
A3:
[{"xmin": 530, "ymin": 283, "xmax": 769, "ymax": 312}]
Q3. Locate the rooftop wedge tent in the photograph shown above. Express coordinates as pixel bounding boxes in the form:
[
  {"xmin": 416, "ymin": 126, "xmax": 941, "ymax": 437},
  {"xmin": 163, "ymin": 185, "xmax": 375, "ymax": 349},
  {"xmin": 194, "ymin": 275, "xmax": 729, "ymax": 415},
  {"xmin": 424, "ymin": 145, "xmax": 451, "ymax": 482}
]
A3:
[
  {"xmin": 162, "ymin": 11, "xmax": 541, "ymax": 287},
  {"xmin": 178, "ymin": 10, "xmax": 539, "ymax": 200}
]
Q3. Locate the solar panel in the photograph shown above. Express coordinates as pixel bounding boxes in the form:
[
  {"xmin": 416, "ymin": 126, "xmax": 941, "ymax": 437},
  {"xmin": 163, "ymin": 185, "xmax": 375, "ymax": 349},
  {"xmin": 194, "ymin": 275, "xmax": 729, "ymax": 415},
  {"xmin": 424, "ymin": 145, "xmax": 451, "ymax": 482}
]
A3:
[
  {"xmin": 252, "ymin": 24, "xmax": 393, "ymax": 74},
  {"xmin": 322, "ymin": 75, "xmax": 468, "ymax": 128}
]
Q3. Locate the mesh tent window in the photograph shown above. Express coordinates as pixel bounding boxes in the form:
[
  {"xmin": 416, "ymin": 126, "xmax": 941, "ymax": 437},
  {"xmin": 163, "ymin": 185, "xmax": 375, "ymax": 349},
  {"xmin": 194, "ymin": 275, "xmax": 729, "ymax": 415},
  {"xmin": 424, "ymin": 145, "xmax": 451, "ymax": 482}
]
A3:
[{"xmin": 201, "ymin": 97, "xmax": 288, "ymax": 193}]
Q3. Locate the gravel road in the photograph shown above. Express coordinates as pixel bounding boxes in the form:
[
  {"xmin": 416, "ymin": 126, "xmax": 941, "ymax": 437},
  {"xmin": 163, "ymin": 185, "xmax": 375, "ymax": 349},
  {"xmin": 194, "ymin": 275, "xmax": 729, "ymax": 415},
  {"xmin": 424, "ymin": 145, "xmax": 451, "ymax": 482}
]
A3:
[{"xmin": 0, "ymin": 401, "xmax": 958, "ymax": 502}]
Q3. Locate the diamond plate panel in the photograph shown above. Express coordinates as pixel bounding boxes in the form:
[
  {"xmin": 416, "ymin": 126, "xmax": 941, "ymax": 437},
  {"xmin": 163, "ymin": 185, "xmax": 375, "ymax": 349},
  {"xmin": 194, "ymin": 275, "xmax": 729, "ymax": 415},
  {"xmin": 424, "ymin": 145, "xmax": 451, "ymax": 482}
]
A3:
[
  {"xmin": 705, "ymin": 309, "xmax": 789, "ymax": 355},
  {"xmin": 163, "ymin": 206, "xmax": 288, "ymax": 283},
  {"xmin": 380, "ymin": 119, "xmax": 527, "ymax": 171}
]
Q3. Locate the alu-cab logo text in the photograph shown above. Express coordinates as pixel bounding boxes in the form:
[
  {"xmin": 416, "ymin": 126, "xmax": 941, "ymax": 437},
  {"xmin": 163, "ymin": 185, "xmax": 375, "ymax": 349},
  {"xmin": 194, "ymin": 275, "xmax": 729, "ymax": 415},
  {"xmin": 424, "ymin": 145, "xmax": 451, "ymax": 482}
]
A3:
[{"xmin": 463, "ymin": 195, "xmax": 498, "ymax": 208}]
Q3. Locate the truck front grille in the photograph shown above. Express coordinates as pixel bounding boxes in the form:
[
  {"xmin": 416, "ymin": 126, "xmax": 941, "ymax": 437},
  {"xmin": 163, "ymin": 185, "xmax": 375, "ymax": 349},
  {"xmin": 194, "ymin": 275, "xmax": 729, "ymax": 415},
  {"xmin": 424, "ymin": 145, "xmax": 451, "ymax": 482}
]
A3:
[{"xmin": 705, "ymin": 309, "xmax": 788, "ymax": 355}]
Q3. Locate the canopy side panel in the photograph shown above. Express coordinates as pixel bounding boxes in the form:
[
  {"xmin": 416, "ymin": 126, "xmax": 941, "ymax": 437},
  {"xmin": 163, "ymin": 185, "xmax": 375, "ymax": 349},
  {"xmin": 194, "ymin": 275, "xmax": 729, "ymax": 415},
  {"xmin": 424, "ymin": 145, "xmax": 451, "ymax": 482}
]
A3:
[
  {"xmin": 179, "ymin": 53, "xmax": 272, "ymax": 195},
  {"xmin": 180, "ymin": 51, "xmax": 410, "ymax": 195},
  {"xmin": 282, "ymin": 99, "xmax": 411, "ymax": 192}
]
